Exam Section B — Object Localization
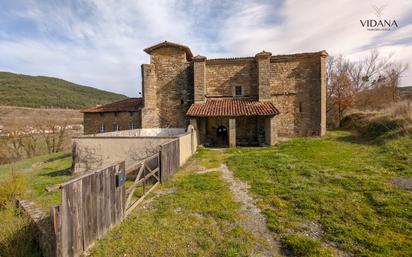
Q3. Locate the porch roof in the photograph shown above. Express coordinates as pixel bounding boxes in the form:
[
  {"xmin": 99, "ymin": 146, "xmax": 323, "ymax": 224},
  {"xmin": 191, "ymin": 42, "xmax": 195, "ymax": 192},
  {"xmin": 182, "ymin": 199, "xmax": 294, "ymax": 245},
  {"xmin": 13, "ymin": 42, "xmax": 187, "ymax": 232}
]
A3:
[{"xmin": 186, "ymin": 99, "xmax": 280, "ymax": 117}]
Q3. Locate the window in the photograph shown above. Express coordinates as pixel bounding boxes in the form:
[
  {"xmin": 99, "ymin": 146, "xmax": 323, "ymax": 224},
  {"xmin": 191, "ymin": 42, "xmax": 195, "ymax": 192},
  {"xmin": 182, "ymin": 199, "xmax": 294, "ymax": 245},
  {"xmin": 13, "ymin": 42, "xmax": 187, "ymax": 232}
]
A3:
[
  {"xmin": 99, "ymin": 112, "xmax": 104, "ymax": 118},
  {"xmin": 129, "ymin": 111, "xmax": 135, "ymax": 117},
  {"xmin": 235, "ymin": 86, "xmax": 242, "ymax": 96},
  {"xmin": 114, "ymin": 112, "xmax": 119, "ymax": 117},
  {"xmin": 129, "ymin": 122, "xmax": 135, "ymax": 130},
  {"xmin": 99, "ymin": 123, "xmax": 105, "ymax": 133},
  {"xmin": 180, "ymin": 99, "xmax": 184, "ymax": 105},
  {"xmin": 298, "ymin": 102, "xmax": 303, "ymax": 113},
  {"xmin": 113, "ymin": 123, "xmax": 120, "ymax": 131}
]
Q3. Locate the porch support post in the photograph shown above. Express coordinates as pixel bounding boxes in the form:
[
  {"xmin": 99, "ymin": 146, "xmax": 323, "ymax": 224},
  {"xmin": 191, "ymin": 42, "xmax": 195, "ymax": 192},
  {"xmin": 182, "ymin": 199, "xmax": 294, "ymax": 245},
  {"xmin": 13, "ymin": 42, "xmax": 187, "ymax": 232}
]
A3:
[
  {"xmin": 229, "ymin": 118, "xmax": 236, "ymax": 147},
  {"xmin": 265, "ymin": 116, "xmax": 277, "ymax": 145}
]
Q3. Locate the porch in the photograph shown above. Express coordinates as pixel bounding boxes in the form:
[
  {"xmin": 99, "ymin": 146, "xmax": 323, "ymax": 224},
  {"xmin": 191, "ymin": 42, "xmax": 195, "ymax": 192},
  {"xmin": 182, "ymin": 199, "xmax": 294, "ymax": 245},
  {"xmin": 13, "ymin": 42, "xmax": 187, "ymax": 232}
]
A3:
[{"xmin": 187, "ymin": 99, "xmax": 279, "ymax": 147}]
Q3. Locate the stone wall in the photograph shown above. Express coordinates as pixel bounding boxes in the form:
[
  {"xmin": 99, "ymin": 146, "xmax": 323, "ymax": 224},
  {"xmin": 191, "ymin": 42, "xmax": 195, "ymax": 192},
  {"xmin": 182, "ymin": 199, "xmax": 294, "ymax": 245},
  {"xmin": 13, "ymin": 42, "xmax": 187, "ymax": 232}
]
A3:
[
  {"xmin": 142, "ymin": 46, "xmax": 193, "ymax": 128},
  {"xmin": 141, "ymin": 42, "xmax": 326, "ymax": 138},
  {"xmin": 269, "ymin": 54, "xmax": 325, "ymax": 137},
  {"xmin": 83, "ymin": 111, "xmax": 142, "ymax": 135},
  {"xmin": 205, "ymin": 60, "xmax": 258, "ymax": 97}
]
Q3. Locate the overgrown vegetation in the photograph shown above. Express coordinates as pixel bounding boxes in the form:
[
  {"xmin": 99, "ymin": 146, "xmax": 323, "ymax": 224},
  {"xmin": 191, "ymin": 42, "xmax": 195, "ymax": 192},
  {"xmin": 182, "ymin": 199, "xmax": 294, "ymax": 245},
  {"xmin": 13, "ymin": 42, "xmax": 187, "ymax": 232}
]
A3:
[
  {"xmin": 327, "ymin": 50, "xmax": 409, "ymax": 127},
  {"xmin": 0, "ymin": 152, "xmax": 72, "ymax": 257},
  {"xmin": 0, "ymin": 71, "xmax": 127, "ymax": 109}
]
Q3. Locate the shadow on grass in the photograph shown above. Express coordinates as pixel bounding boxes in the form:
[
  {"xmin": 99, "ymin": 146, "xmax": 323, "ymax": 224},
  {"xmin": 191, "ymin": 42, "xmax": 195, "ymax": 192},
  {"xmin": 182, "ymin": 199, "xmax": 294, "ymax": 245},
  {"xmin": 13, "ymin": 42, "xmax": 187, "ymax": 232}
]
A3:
[
  {"xmin": 44, "ymin": 153, "xmax": 71, "ymax": 163},
  {"xmin": 39, "ymin": 168, "xmax": 70, "ymax": 177}
]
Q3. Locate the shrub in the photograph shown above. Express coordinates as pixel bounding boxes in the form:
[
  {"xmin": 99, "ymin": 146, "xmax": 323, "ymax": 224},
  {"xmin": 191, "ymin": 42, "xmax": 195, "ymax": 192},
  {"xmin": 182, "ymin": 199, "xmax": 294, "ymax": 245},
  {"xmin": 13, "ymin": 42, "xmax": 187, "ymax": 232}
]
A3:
[
  {"xmin": 0, "ymin": 171, "xmax": 27, "ymax": 208},
  {"xmin": 0, "ymin": 203, "xmax": 40, "ymax": 257}
]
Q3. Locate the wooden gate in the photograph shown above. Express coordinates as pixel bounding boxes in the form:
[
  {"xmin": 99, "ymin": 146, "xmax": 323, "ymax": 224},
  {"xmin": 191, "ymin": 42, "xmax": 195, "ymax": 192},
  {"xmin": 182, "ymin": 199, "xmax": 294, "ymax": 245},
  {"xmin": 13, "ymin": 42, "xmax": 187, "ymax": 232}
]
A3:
[
  {"xmin": 160, "ymin": 139, "xmax": 180, "ymax": 182},
  {"xmin": 51, "ymin": 162, "xmax": 125, "ymax": 257},
  {"xmin": 50, "ymin": 140, "xmax": 183, "ymax": 257},
  {"xmin": 124, "ymin": 153, "xmax": 160, "ymax": 216}
]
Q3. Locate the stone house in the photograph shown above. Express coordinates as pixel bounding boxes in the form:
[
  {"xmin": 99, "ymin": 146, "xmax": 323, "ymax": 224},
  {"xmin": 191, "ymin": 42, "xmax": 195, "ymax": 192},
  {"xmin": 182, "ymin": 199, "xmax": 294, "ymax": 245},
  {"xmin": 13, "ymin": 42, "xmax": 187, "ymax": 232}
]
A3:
[
  {"xmin": 83, "ymin": 41, "xmax": 327, "ymax": 147},
  {"xmin": 82, "ymin": 98, "xmax": 143, "ymax": 135}
]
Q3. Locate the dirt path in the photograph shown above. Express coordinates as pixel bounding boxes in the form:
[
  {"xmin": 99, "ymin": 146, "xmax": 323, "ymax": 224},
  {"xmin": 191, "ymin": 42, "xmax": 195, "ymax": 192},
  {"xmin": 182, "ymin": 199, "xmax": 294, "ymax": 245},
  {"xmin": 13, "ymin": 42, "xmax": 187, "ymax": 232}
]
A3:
[{"xmin": 199, "ymin": 164, "xmax": 281, "ymax": 256}]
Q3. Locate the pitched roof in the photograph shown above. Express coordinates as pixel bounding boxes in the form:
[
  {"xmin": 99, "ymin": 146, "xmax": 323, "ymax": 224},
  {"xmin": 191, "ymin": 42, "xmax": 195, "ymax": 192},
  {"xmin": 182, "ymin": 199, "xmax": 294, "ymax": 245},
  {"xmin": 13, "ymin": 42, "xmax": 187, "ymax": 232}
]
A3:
[
  {"xmin": 81, "ymin": 98, "xmax": 144, "ymax": 113},
  {"xmin": 144, "ymin": 41, "xmax": 193, "ymax": 61},
  {"xmin": 186, "ymin": 99, "xmax": 280, "ymax": 117}
]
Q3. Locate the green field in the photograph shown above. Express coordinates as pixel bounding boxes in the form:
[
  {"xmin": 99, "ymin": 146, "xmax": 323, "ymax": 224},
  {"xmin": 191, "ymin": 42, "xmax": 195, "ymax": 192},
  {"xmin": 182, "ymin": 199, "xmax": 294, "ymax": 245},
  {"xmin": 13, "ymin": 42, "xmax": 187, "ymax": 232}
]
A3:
[
  {"xmin": 226, "ymin": 131, "xmax": 412, "ymax": 256},
  {"xmin": 0, "ymin": 152, "xmax": 72, "ymax": 257},
  {"xmin": 0, "ymin": 71, "xmax": 127, "ymax": 109},
  {"xmin": 1, "ymin": 130, "xmax": 411, "ymax": 256}
]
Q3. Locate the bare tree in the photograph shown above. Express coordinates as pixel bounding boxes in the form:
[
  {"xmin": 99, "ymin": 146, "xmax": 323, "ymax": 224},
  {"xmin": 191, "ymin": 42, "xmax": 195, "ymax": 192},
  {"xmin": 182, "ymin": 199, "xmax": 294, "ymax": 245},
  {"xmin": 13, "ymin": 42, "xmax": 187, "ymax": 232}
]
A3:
[
  {"xmin": 327, "ymin": 56, "xmax": 356, "ymax": 127},
  {"xmin": 348, "ymin": 49, "xmax": 392, "ymax": 93},
  {"xmin": 39, "ymin": 121, "xmax": 68, "ymax": 153},
  {"xmin": 384, "ymin": 62, "xmax": 409, "ymax": 102}
]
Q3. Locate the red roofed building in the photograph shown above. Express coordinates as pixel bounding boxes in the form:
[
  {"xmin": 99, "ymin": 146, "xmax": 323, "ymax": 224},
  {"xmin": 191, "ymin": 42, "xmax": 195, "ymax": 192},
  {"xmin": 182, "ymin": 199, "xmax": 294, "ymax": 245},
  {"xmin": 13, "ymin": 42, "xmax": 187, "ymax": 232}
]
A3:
[
  {"xmin": 83, "ymin": 41, "xmax": 327, "ymax": 147},
  {"xmin": 81, "ymin": 98, "xmax": 143, "ymax": 134}
]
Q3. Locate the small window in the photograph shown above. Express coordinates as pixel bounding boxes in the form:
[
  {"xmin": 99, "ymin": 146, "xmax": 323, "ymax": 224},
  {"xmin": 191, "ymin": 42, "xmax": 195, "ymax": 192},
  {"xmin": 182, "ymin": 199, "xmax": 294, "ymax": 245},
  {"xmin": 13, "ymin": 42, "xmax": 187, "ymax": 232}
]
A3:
[
  {"xmin": 235, "ymin": 86, "xmax": 242, "ymax": 96},
  {"xmin": 129, "ymin": 122, "xmax": 135, "ymax": 130},
  {"xmin": 99, "ymin": 112, "xmax": 104, "ymax": 118},
  {"xmin": 180, "ymin": 99, "xmax": 184, "ymax": 105},
  {"xmin": 113, "ymin": 123, "xmax": 120, "ymax": 131},
  {"xmin": 299, "ymin": 102, "xmax": 303, "ymax": 113},
  {"xmin": 99, "ymin": 123, "xmax": 105, "ymax": 133},
  {"xmin": 129, "ymin": 111, "xmax": 135, "ymax": 117},
  {"xmin": 114, "ymin": 112, "xmax": 119, "ymax": 117}
]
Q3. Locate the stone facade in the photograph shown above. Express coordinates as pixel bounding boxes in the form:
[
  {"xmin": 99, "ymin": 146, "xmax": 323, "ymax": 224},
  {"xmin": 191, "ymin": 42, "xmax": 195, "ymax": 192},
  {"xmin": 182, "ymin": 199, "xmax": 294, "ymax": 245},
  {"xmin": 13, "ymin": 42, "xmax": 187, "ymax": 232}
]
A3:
[
  {"xmin": 83, "ymin": 111, "xmax": 142, "ymax": 135},
  {"xmin": 84, "ymin": 41, "xmax": 327, "ymax": 146},
  {"xmin": 142, "ymin": 44, "xmax": 193, "ymax": 128},
  {"xmin": 140, "ymin": 41, "xmax": 327, "ymax": 146}
]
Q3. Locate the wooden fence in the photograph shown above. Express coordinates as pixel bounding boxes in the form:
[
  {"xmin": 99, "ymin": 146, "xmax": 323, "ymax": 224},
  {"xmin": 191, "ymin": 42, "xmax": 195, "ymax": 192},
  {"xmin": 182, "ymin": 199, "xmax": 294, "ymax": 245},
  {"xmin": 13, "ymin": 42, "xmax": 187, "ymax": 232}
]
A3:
[
  {"xmin": 50, "ymin": 139, "xmax": 180, "ymax": 257},
  {"xmin": 160, "ymin": 139, "xmax": 180, "ymax": 182}
]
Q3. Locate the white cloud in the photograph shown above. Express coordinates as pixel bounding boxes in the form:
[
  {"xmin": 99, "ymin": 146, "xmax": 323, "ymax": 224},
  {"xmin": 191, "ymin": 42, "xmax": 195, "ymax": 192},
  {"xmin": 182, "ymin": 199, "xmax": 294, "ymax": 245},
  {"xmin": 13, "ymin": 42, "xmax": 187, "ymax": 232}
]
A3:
[{"xmin": 0, "ymin": 0, "xmax": 411, "ymax": 97}]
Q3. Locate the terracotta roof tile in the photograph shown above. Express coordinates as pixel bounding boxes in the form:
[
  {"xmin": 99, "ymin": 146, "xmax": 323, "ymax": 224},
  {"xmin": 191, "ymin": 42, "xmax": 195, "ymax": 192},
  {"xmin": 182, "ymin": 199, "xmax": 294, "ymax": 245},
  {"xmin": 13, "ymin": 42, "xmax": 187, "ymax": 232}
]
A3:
[
  {"xmin": 186, "ymin": 99, "xmax": 279, "ymax": 117},
  {"xmin": 81, "ymin": 98, "xmax": 143, "ymax": 113}
]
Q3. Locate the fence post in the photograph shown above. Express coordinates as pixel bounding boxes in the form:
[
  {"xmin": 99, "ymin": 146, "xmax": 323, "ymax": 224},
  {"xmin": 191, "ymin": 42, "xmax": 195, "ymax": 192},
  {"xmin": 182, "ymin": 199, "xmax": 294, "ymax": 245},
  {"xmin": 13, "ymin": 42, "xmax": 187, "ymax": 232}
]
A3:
[{"xmin": 50, "ymin": 205, "xmax": 62, "ymax": 257}]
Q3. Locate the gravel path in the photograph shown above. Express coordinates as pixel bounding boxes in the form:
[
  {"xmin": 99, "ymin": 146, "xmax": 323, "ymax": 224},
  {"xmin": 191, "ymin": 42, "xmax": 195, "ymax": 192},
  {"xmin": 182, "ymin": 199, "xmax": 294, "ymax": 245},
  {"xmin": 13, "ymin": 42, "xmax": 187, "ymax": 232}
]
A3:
[{"xmin": 199, "ymin": 164, "xmax": 281, "ymax": 256}]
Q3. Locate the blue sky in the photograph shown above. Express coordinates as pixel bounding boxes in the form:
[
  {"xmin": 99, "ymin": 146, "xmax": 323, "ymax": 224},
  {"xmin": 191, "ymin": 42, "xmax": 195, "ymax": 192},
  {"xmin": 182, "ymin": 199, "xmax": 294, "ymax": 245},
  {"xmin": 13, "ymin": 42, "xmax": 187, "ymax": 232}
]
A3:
[{"xmin": 0, "ymin": 0, "xmax": 412, "ymax": 96}]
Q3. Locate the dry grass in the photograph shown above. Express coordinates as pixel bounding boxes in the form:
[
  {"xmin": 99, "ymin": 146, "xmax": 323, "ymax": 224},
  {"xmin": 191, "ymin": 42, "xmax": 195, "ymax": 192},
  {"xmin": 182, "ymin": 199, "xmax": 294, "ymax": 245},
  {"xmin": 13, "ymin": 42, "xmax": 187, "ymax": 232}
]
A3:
[{"xmin": 0, "ymin": 106, "xmax": 82, "ymax": 131}]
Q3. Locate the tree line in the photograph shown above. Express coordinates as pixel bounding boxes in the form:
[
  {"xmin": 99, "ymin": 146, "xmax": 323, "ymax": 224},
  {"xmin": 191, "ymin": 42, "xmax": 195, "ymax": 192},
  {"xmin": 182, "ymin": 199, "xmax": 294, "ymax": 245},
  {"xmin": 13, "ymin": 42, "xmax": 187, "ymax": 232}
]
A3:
[{"xmin": 327, "ymin": 50, "xmax": 409, "ymax": 127}]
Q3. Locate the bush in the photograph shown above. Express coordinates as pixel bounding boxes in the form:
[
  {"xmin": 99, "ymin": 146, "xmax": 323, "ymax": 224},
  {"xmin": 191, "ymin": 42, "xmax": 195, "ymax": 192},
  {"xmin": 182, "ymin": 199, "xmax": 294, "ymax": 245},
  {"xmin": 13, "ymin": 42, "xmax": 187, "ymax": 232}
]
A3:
[
  {"xmin": 0, "ymin": 203, "xmax": 40, "ymax": 257},
  {"xmin": 281, "ymin": 235, "xmax": 334, "ymax": 257},
  {"xmin": 0, "ymin": 171, "xmax": 27, "ymax": 208}
]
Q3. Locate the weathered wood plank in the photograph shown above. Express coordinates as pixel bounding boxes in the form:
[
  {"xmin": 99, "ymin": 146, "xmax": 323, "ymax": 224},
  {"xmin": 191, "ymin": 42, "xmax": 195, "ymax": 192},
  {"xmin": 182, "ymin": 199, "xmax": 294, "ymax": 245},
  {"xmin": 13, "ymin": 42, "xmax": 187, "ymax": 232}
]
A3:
[
  {"xmin": 61, "ymin": 181, "xmax": 83, "ymax": 257},
  {"xmin": 114, "ymin": 162, "xmax": 125, "ymax": 224},
  {"xmin": 125, "ymin": 182, "xmax": 159, "ymax": 217},
  {"xmin": 81, "ymin": 174, "xmax": 97, "ymax": 249}
]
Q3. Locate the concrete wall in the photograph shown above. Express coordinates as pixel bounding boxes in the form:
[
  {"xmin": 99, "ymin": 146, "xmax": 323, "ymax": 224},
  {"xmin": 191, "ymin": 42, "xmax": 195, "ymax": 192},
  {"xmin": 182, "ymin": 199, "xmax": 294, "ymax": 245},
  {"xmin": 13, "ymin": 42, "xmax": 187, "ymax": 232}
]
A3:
[
  {"xmin": 90, "ymin": 128, "xmax": 186, "ymax": 137},
  {"xmin": 72, "ymin": 128, "xmax": 196, "ymax": 175},
  {"xmin": 72, "ymin": 136, "xmax": 173, "ymax": 174},
  {"xmin": 177, "ymin": 131, "xmax": 197, "ymax": 165}
]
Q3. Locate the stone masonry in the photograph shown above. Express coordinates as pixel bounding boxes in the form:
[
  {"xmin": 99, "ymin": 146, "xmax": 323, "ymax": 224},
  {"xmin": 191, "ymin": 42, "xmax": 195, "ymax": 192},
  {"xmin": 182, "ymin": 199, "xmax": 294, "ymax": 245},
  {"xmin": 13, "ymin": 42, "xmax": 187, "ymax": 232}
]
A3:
[
  {"xmin": 83, "ymin": 41, "xmax": 327, "ymax": 146},
  {"xmin": 140, "ymin": 41, "xmax": 327, "ymax": 146}
]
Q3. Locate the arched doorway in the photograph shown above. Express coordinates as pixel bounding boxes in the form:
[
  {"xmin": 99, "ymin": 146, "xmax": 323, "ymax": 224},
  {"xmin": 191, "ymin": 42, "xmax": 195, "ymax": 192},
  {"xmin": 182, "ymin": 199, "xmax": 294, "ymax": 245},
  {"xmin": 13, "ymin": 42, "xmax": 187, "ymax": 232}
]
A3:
[{"xmin": 216, "ymin": 125, "xmax": 228, "ymax": 147}]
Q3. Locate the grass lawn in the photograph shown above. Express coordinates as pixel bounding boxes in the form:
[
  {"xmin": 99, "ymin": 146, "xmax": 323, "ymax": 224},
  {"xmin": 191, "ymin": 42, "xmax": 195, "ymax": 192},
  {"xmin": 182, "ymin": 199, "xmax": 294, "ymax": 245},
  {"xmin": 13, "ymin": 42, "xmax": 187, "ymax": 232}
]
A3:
[
  {"xmin": 90, "ymin": 158, "xmax": 261, "ymax": 257},
  {"xmin": 0, "ymin": 152, "xmax": 72, "ymax": 257},
  {"xmin": 226, "ymin": 130, "xmax": 412, "ymax": 256}
]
